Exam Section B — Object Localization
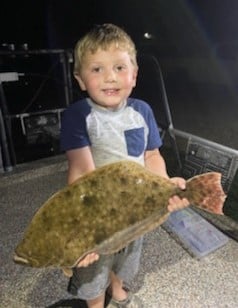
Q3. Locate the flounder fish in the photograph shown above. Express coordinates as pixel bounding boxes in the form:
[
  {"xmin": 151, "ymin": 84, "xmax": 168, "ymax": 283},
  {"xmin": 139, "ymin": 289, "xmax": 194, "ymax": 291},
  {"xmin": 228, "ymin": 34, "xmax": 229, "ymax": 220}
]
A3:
[{"xmin": 14, "ymin": 160, "xmax": 226, "ymax": 269}]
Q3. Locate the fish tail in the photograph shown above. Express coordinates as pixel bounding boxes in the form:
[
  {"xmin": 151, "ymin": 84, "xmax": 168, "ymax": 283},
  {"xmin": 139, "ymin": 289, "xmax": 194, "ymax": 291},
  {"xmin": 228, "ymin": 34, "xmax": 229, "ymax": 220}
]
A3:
[{"xmin": 182, "ymin": 172, "xmax": 226, "ymax": 215}]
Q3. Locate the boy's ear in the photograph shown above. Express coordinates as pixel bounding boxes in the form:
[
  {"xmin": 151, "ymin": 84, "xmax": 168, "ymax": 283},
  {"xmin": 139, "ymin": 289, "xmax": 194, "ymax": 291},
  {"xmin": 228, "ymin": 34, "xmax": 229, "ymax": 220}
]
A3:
[{"xmin": 74, "ymin": 74, "xmax": 87, "ymax": 91}]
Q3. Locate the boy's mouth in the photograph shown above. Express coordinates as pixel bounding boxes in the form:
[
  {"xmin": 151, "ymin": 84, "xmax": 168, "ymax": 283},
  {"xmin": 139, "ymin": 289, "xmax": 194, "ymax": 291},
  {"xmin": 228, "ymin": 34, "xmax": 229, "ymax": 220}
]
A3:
[{"xmin": 102, "ymin": 88, "xmax": 120, "ymax": 96}]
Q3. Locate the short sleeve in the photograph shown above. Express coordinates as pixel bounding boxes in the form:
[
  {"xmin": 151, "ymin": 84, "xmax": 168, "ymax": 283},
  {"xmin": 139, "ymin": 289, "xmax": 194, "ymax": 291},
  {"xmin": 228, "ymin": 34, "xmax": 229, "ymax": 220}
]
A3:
[{"xmin": 60, "ymin": 100, "xmax": 91, "ymax": 152}]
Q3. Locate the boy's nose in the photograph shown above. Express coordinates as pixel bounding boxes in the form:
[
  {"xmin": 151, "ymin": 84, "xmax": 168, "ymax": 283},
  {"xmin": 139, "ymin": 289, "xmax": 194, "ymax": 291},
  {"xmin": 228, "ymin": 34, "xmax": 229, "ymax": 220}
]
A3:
[{"xmin": 104, "ymin": 69, "xmax": 116, "ymax": 82}]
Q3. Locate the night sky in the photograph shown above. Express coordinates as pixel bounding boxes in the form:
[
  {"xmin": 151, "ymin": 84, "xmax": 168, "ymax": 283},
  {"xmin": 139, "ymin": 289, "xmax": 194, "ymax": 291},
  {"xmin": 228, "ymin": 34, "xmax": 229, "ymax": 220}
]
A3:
[{"xmin": 1, "ymin": 0, "xmax": 238, "ymax": 52}]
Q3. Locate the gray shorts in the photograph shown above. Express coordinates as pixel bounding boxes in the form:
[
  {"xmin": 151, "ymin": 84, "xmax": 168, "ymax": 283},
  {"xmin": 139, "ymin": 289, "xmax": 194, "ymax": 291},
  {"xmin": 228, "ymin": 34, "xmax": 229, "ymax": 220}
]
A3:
[{"xmin": 68, "ymin": 238, "xmax": 143, "ymax": 300}]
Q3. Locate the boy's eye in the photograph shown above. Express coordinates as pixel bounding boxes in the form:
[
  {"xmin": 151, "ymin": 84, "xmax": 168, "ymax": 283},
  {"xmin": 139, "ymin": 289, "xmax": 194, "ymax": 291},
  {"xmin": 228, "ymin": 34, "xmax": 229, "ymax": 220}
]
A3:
[
  {"xmin": 115, "ymin": 65, "xmax": 126, "ymax": 71},
  {"xmin": 91, "ymin": 67, "xmax": 102, "ymax": 73}
]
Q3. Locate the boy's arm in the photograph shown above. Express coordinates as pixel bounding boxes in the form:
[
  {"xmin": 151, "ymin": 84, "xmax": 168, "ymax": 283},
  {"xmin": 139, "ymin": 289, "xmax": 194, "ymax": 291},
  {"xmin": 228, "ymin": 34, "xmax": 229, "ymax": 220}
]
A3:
[
  {"xmin": 144, "ymin": 148, "xmax": 170, "ymax": 178},
  {"xmin": 144, "ymin": 148, "xmax": 189, "ymax": 212},
  {"xmin": 66, "ymin": 146, "xmax": 95, "ymax": 184}
]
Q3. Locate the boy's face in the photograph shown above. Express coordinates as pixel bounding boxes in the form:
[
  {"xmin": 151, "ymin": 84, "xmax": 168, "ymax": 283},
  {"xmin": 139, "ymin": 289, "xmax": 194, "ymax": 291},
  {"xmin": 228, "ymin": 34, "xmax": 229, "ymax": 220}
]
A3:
[{"xmin": 75, "ymin": 44, "xmax": 138, "ymax": 109}]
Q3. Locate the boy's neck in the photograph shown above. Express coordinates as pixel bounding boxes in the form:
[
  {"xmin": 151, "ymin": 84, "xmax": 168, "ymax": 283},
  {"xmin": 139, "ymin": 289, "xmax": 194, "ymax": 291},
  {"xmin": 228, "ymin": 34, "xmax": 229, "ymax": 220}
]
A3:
[{"xmin": 88, "ymin": 98, "xmax": 127, "ymax": 112}]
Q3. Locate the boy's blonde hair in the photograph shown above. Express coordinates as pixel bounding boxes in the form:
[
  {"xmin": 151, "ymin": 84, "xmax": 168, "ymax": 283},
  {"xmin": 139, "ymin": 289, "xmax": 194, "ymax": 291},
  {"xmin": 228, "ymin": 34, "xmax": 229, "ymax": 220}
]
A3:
[{"xmin": 74, "ymin": 23, "xmax": 137, "ymax": 74}]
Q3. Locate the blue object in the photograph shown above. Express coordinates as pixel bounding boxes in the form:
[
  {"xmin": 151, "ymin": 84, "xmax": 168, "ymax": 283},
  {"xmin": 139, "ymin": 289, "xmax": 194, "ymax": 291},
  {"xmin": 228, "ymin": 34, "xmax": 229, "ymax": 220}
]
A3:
[{"xmin": 163, "ymin": 208, "xmax": 229, "ymax": 258}]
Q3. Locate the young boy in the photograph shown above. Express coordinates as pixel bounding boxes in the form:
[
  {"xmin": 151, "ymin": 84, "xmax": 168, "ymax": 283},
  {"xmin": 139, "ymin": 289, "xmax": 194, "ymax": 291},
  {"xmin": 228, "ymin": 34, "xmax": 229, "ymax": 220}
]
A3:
[{"xmin": 60, "ymin": 23, "xmax": 189, "ymax": 308}]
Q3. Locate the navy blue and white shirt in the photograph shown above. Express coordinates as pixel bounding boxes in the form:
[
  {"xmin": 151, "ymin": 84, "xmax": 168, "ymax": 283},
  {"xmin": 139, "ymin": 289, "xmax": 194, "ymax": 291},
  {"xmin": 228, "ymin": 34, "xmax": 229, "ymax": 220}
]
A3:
[{"xmin": 60, "ymin": 97, "xmax": 162, "ymax": 167}]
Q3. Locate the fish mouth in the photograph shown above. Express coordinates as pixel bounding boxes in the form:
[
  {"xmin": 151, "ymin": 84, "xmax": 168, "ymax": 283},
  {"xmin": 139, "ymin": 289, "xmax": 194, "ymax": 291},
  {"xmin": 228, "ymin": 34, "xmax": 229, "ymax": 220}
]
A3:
[{"xmin": 13, "ymin": 254, "xmax": 30, "ymax": 265}]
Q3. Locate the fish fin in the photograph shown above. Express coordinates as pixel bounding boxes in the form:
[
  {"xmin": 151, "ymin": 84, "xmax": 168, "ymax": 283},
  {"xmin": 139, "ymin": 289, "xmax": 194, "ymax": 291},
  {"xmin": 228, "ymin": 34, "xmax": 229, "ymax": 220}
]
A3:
[{"xmin": 186, "ymin": 172, "xmax": 226, "ymax": 215}]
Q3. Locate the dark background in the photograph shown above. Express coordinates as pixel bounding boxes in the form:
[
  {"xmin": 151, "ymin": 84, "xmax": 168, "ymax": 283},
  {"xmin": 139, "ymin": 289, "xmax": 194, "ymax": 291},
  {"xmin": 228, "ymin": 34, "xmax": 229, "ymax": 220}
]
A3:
[
  {"xmin": 1, "ymin": 0, "xmax": 237, "ymax": 51},
  {"xmin": 1, "ymin": 0, "xmax": 238, "ymax": 163}
]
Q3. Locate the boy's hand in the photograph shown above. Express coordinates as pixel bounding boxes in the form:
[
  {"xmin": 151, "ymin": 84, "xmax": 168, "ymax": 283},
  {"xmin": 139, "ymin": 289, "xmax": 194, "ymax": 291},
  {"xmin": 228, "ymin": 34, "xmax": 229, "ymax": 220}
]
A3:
[
  {"xmin": 168, "ymin": 177, "xmax": 190, "ymax": 212},
  {"xmin": 76, "ymin": 252, "xmax": 99, "ymax": 267}
]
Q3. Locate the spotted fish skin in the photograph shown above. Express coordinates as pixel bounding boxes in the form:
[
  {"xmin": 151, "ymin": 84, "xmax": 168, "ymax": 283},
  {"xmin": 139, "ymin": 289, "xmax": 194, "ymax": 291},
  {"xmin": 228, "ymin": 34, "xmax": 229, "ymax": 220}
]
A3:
[{"xmin": 14, "ymin": 161, "xmax": 226, "ymax": 269}]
